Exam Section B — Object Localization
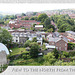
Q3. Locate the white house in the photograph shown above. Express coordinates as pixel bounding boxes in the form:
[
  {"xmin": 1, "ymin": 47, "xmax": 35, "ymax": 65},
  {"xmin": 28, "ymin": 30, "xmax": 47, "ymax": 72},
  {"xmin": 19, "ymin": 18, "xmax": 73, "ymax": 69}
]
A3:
[{"xmin": 28, "ymin": 32, "xmax": 43, "ymax": 46}]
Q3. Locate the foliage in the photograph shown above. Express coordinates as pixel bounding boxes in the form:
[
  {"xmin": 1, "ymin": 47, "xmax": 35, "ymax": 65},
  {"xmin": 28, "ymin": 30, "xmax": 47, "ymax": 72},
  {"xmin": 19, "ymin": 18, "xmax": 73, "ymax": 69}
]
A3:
[
  {"xmin": 24, "ymin": 17, "xmax": 29, "ymax": 20},
  {"xmin": 43, "ymin": 38, "xmax": 49, "ymax": 43},
  {"xmin": 43, "ymin": 52, "xmax": 56, "ymax": 65},
  {"xmin": 30, "ymin": 17, "xmax": 35, "ymax": 20},
  {"xmin": 21, "ymin": 13, "xmax": 26, "ymax": 16},
  {"xmin": 32, "ymin": 12, "xmax": 37, "ymax": 16},
  {"xmin": 22, "ymin": 55, "xmax": 27, "ymax": 60},
  {"xmin": 30, "ymin": 42, "xmax": 40, "ymax": 58},
  {"xmin": 3, "ymin": 15, "xmax": 17, "ymax": 20},
  {"xmin": 72, "ymin": 25, "xmax": 75, "ymax": 32},
  {"xmin": 24, "ymin": 40, "xmax": 31, "ymax": 47},
  {"xmin": 0, "ymin": 19, "xmax": 4, "ymax": 24},
  {"xmin": 52, "ymin": 48, "xmax": 59, "ymax": 59},
  {"xmin": 32, "ymin": 37, "xmax": 37, "ymax": 42},
  {"xmin": 47, "ymin": 28, "xmax": 53, "ymax": 32},
  {"xmin": 42, "ymin": 43, "xmax": 47, "ymax": 51},
  {"xmin": 59, "ymin": 24, "xmax": 72, "ymax": 32},
  {"xmin": 62, "ymin": 51, "xmax": 69, "ymax": 58},
  {"xmin": 68, "ymin": 42, "xmax": 75, "ymax": 50},
  {"xmin": 69, "ymin": 51, "xmax": 75, "ymax": 57},
  {"xmin": 51, "ymin": 14, "xmax": 74, "ymax": 32},
  {"xmin": 0, "ymin": 28, "xmax": 12, "ymax": 45},
  {"xmin": 37, "ymin": 13, "xmax": 48, "ymax": 22}
]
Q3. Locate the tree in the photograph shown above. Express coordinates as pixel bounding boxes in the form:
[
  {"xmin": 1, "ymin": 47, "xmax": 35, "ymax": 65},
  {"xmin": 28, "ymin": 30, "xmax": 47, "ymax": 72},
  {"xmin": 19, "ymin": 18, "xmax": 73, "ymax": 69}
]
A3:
[
  {"xmin": 62, "ymin": 51, "xmax": 69, "ymax": 58},
  {"xmin": 47, "ymin": 28, "xmax": 53, "ymax": 32},
  {"xmin": 43, "ymin": 52, "xmax": 56, "ymax": 64},
  {"xmin": 37, "ymin": 13, "xmax": 48, "ymax": 22},
  {"xmin": 24, "ymin": 40, "xmax": 31, "ymax": 47},
  {"xmin": 72, "ymin": 25, "xmax": 75, "ymax": 32},
  {"xmin": 44, "ymin": 17, "xmax": 51, "ymax": 27},
  {"xmin": 24, "ymin": 17, "xmax": 29, "ymax": 20},
  {"xmin": 30, "ymin": 17, "xmax": 35, "ymax": 20},
  {"xmin": 0, "ymin": 28, "xmax": 12, "ymax": 45},
  {"xmin": 57, "ymin": 19, "xmax": 63, "ymax": 28},
  {"xmin": 52, "ymin": 48, "xmax": 59, "ymax": 59},
  {"xmin": 30, "ymin": 42, "xmax": 40, "ymax": 58},
  {"xmin": 32, "ymin": 37, "xmax": 37, "ymax": 42},
  {"xmin": 22, "ymin": 13, "xmax": 26, "ymax": 16},
  {"xmin": 0, "ymin": 19, "xmax": 4, "ymax": 24},
  {"xmin": 59, "ymin": 24, "xmax": 72, "ymax": 32},
  {"xmin": 68, "ymin": 42, "xmax": 75, "ymax": 50},
  {"xmin": 33, "ymin": 12, "xmax": 37, "ymax": 16}
]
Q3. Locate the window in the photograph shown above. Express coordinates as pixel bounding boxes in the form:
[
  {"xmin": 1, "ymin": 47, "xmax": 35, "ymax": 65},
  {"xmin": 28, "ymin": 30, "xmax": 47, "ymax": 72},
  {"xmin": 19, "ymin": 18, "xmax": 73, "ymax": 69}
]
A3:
[
  {"xmin": 56, "ymin": 47, "xmax": 58, "ymax": 49},
  {"xmin": 59, "ymin": 47, "xmax": 61, "ymax": 50},
  {"xmin": 52, "ymin": 42, "xmax": 54, "ymax": 44},
  {"xmin": 65, "ymin": 47, "xmax": 67, "ymax": 50},
  {"xmin": 16, "ymin": 40, "xmax": 18, "ymax": 42},
  {"xmin": 65, "ymin": 43, "xmax": 67, "ymax": 46}
]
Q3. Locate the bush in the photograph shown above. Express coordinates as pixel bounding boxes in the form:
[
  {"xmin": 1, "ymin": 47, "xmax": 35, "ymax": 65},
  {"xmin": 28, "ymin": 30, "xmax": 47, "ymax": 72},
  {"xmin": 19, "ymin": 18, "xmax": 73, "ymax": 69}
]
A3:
[
  {"xmin": 69, "ymin": 51, "xmax": 75, "ymax": 57},
  {"xmin": 62, "ymin": 51, "xmax": 69, "ymax": 58},
  {"xmin": 43, "ymin": 52, "xmax": 56, "ymax": 65},
  {"xmin": 52, "ymin": 48, "xmax": 59, "ymax": 59},
  {"xmin": 24, "ymin": 40, "xmax": 31, "ymax": 47},
  {"xmin": 68, "ymin": 42, "xmax": 75, "ymax": 50},
  {"xmin": 22, "ymin": 55, "xmax": 27, "ymax": 60}
]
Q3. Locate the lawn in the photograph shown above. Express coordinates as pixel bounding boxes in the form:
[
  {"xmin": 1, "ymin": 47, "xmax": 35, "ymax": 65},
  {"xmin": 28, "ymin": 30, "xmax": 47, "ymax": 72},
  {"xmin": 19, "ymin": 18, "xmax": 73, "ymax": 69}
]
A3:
[
  {"xmin": 9, "ymin": 57, "xmax": 44, "ymax": 66},
  {"xmin": 9, "ymin": 47, "xmax": 44, "ymax": 66},
  {"xmin": 10, "ymin": 48, "xmax": 26, "ymax": 56}
]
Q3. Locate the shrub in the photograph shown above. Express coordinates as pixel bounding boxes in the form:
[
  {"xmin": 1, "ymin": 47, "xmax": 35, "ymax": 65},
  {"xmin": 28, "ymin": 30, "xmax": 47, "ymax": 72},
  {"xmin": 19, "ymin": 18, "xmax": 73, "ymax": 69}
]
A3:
[
  {"xmin": 69, "ymin": 51, "xmax": 75, "ymax": 57},
  {"xmin": 22, "ymin": 55, "xmax": 27, "ymax": 60},
  {"xmin": 68, "ymin": 42, "xmax": 75, "ymax": 50},
  {"xmin": 52, "ymin": 48, "xmax": 59, "ymax": 59},
  {"xmin": 43, "ymin": 52, "xmax": 56, "ymax": 65}
]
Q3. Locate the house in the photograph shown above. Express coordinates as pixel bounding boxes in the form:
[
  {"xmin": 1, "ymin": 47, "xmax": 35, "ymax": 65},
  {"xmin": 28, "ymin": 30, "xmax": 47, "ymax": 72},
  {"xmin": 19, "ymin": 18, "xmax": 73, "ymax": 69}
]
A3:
[
  {"xmin": 0, "ymin": 43, "xmax": 9, "ymax": 65},
  {"xmin": 69, "ymin": 14, "xmax": 75, "ymax": 18},
  {"xmin": 47, "ymin": 32, "xmax": 68, "ymax": 51},
  {"xmin": 11, "ymin": 32, "xmax": 28, "ymax": 44},
  {"xmin": 9, "ymin": 20, "xmax": 41, "ymax": 29},
  {"xmin": 65, "ymin": 31, "xmax": 75, "ymax": 42},
  {"xmin": 1, "ymin": 25, "xmax": 10, "ymax": 30},
  {"xmin": 35, "ymin": 25, "xmax": 43, "ymax": 30},
  {"xmin": 28, "ymin": 32, "xmax": 43, "ymax": 46},
  {"xmin": 9, "ymin": 30, "xmax": 43, "ymax": 45}
]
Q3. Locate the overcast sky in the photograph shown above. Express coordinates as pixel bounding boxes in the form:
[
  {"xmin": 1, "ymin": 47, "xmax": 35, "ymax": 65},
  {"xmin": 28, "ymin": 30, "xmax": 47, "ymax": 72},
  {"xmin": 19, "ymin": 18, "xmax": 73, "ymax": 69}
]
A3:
[{"xmin": 0, "ymin": 3, "xmax": 75, "ymax": 14}]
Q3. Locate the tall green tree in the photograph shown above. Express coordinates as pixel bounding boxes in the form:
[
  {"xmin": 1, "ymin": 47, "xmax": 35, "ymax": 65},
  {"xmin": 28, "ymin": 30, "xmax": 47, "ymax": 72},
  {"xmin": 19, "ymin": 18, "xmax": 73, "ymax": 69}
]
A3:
[
  {"xmin": 24, "ymin": 17, "xmax": 29, "ymax": 20},
  {"xmin": 37, "ymin": 13, "xmax": 48, "ymax": 22},
  {"xmin": 59, "ymin": 24, "xmax": 72, "ymax": 32},
  {"xmin": 52, "ymin": 48, "xmax": 59, "ymax": 59},
  {"xmin": 30, "ymin": 42, "xmax": 40, "ymax": 58},
  {"xmin": 0, "ymin": 28, "xmax": 12, "ymax": 45}
]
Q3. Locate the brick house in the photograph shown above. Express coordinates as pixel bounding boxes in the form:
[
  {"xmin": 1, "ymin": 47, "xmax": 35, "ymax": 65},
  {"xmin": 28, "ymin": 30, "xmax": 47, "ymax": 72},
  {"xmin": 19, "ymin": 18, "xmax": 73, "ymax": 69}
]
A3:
[
  {"xmin": 47, "ymin": 32, "xmax": 68, "ymax": 51},
  {"xmin": 65, "ymin": 31, "xmax": 75, "ymax": 42},
  {"xmin": 55, "ymin": 39, "xmax": 68, "ymax": 51},
  {"xmin": 9, "ymin": 20, "xmax": 40, "ymax": 29}
]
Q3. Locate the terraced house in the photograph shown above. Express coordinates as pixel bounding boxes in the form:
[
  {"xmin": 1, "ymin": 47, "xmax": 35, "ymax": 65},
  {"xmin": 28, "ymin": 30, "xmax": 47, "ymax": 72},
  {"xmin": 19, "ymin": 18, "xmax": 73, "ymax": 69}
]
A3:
[
  {"xmin": 47, "ymin": 32, "xmax": 68, "ymax": 51},
  {"xmin": 9, "ymin": 20, "xmax": 40, "ymax": 29}
]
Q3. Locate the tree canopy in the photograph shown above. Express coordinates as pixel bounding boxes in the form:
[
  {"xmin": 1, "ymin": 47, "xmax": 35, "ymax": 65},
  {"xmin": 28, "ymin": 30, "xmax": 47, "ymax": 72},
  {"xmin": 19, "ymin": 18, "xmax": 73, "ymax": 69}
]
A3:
[
  {"xmin": 37, "ymin": 13, "xmax": 48, "ymax": 22},
  {"xmin": 0, "ymin": 28, "xmax": 12, "ymax": 45}
]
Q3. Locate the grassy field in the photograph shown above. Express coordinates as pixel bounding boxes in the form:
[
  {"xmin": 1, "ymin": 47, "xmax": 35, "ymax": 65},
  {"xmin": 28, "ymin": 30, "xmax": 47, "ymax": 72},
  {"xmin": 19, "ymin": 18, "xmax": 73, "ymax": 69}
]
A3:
[
  {"xmin": 10, "ymin": 48, "xmax": 26, "ymax": 56},
  {"xmin": 9, "ymin": 57, "xmax": 44, "ymax": 66}
]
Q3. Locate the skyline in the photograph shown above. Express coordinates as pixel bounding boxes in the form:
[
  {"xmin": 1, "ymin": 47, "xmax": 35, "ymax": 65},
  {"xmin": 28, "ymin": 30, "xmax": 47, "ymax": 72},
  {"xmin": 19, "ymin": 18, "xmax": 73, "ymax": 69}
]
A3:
[{"xmin": 0, "ymin": 3, "xmax": 75, "ymax": 14}]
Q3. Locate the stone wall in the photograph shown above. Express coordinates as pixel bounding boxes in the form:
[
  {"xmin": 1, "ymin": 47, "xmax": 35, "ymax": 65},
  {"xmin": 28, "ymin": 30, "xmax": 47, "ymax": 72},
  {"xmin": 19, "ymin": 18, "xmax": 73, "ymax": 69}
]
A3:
[{"xmin": 0, "ymin": 51, "xmax": 7, "ymax": 65}]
